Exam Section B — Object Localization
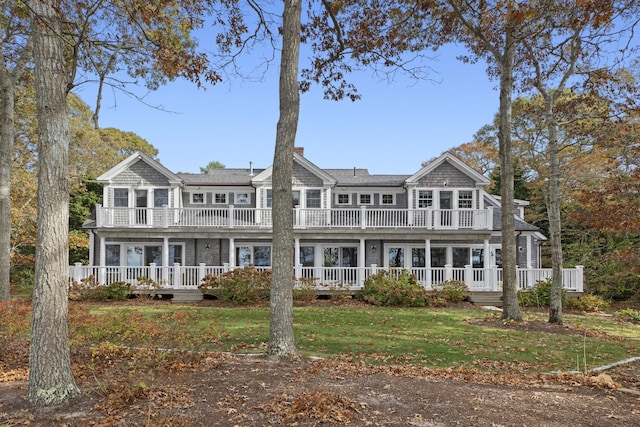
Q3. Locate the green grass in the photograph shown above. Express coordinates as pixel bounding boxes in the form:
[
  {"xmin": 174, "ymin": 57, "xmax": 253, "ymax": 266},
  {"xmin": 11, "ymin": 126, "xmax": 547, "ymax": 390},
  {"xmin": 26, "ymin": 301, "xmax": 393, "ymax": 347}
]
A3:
[
  {"xmin": 3, "ymin": 300, "xmax": 638, "ymax": 374},
  {"xmin": 73, "ymin": 303, "xmax": 640, "ymax": 373}
]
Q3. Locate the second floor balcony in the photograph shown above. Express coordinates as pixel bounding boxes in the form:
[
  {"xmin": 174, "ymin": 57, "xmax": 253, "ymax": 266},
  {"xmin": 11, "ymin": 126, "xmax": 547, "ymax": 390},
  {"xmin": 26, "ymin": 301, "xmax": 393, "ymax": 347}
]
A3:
[{"xmin": 95, "ymin": 205, "xmax": 495, "ymax": 231}]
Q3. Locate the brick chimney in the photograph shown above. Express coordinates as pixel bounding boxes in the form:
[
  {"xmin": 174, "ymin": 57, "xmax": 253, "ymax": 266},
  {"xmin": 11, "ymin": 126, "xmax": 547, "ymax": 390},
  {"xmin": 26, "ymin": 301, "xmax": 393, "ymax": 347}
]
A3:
[{"xmin": 293, "ymin": 147, "xmax": 304, "ymax": 157}]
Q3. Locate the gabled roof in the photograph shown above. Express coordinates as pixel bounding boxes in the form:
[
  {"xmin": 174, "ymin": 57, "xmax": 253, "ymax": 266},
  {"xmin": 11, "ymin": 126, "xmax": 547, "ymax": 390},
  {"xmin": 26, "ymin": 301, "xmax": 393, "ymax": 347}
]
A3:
[
  {"xmin": 405, "ymin": 152, "xmax": 489, "ymax": 186},
  {"xmin": 252, "ymin": 152, "xmax": 337, "ymax": 186},
  {"xmin": 97, "ymin": 151, "xmax": 182, "ymax": 185}
]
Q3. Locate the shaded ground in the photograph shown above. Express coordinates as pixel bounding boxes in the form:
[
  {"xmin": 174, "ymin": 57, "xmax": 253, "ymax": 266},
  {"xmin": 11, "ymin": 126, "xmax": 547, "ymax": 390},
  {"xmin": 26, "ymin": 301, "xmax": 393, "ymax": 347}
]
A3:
[{"xmin": 1, "ymin": 300, "xmax": 639, "ymax": 426}]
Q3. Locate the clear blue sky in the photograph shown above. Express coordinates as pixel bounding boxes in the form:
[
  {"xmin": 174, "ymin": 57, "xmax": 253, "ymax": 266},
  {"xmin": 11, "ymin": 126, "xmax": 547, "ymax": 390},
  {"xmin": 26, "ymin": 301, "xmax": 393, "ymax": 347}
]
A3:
[{"xmin": 76, "ymin": 44, "xmax": 498, "ymax": 175}]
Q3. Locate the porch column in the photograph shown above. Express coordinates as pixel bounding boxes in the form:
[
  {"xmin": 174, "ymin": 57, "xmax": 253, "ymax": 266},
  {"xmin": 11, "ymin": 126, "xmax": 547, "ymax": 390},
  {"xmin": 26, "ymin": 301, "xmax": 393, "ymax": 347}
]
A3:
[
  {"xmin": 99, "ymin": 236, "xmax": 106, "ymax": 284},
  {"xmin": 483, "ymin": 239, "xmax": 490, "ymax": 268},
  {"xmin": 525, "ymin": 234, "xmax": 532, "ymax": 268},
  {"xmin": 89, "ymin": 231, "xmax": 95, "ymax": 266},
  {"xmin": 359, "ymin": 238, "xmax": 366, "ymax": 286},
  {"xmin": 229, "ymin": 238, "xmax": 235, "ymax": 266},
  {"xmin": 294, "ymin": 238, "xmax": 301, "ymax": 278},
  {"xmin": 425, "ymin": 239, "xmax": 432, "ymax": 287},
  {"xmin": 162, "ymin": 237, "xmax": 169, "ymax": 283}
]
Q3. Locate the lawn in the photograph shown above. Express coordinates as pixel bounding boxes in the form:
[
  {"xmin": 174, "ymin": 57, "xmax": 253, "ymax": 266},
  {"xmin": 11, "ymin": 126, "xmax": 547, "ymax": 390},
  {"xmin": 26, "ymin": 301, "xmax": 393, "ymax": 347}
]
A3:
[{"xmin": 4, "ymin": 299, "xmax": 636, "ymax": 374}]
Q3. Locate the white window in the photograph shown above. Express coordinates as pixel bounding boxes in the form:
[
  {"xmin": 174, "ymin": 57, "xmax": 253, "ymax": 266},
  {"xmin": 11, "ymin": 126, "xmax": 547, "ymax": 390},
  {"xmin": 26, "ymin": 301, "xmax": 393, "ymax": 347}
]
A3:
[
  {"xmin": 336, "ymin": 193, "xmax": 351, "ymax": 205},
  {"xmin": 236, "ymin": 245, "xmax": 271, "ymax": 267},
  {"xmin": 235, "ymin": 192, "xmax": 249, "ymax": 204},
  {"xmin": 306, "ymin": 189, "xmax": 321, "ymax": 208},
  {"xmin": 113, "ymin": 188, "xmax": 129, "ymax": 207},
  {"xmin": 417, "ymin": 190, "xmax": 433, "ymax": 208},
  {"xmin": 381, "ymin": 194, "xmax": 395, "ymax": 205},
  {"xmin": 191, "ymin": 193, "xmax": 205, "ymax": 204},
  {"xmin": 358, "ymin": 193, "xmax": 372, "ymax": 205},
  {"xmin": 154, "ymin": 189, "xmax": 169, "ymax": 207},
  {"xmin": 214, "ymin": 193, "xmax": 227, "ymax": 204},
  {"xmin": 458, "ymin": 190, "xmax": 473, "ymax": 209}
]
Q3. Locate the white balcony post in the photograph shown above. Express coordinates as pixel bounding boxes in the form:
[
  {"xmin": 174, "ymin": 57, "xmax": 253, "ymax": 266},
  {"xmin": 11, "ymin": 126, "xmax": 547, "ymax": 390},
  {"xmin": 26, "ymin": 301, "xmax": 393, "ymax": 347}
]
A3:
[
  {"xmin": 96, "ymin": 204, "xmax": 103, "ymax": 227},
  {"xmin": 223, "ymin": 262, "xmax": 230, "ymax": 273},
  {"xmin": 73, "ymin": 262, "xmax": 83, "ymax": 283},
  {"xmin": 464, "ymin": 264, "xmax": 473, "ymax": 289},
  {"xmin": 487, "ymin": 206, "xmax": 494, "ymax": 230},
  {"xmin": 361, "ymin": 206, "xmax": 367, "ymax": 229},
  {"xmin": 371, "ymin": 263, "xmax": 378, "ymax": 275},
  {"xmin": 229, "ymin": 205, "xmax": 235, "ymax": 228},
  {"xmin": 295, "ymin": 205, "xmax": 302, "ymax": 227},
  {"xmin": 492, "ymin": 266, "xmax": 500, "ymax": 291},
  {"xmin": 445, "ymin": 264, "xmax": 453, "ymax": 281},
  {"xmin": 173, "ymin": 263, "xmax": 182, "ymax": 288},
  {"xmin": 149, "ymin": 263, "xmax": 157, "ymax": 283},
  {"xmin": 162, "ymin": 237, "xmax": 169, "ymax": 283},
  {"xmin": 163, "ymin": 205, "xmax": 169, "ymax": 228}
]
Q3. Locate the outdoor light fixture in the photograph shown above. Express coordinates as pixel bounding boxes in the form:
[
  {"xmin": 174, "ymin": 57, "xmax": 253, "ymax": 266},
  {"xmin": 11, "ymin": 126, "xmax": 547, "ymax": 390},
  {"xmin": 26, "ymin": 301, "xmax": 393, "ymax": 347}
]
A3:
[
  {"xmin": 370, "ymin": 245, "xmax": 377, "ymax": 253},
  {"xmin": 205, "ymin": 244, "xmax": 210, "ymax": 250}
]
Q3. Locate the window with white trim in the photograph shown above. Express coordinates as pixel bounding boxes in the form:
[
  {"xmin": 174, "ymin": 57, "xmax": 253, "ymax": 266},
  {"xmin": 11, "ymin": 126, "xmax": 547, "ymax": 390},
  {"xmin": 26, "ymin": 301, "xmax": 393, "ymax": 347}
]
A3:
[
  {"xmin": 154, "ymin": 188, "xmax": 169, "ymax": 207},
  {"xmin": 458, "ymin": 190, "xmax": 473, "ymax": 209},
  {"xmin": 235, "ymin": 193, "xmax": 249, "ymax": 204},
  {"xmin": 191, "ymin": 192, "xmax": 205, "ymax": 204},
  {"xmin": 358, "ymin": 193, "xmax": 372, "ymax": 205},
  {"xmin": 306, "ymin": 189, "xmax": 321, "ymax": 208},
  {"xmin": 113, "ymin": 188, "xmax": 129, "ymax": 207},
  {"xmin": 381, "ymin": 194, "xmax": 395, "ymax": 205},
  {"xmin": 417, "ymin": 190, "xmax": 433, "ymax": 208},
  {"xmin": 336, "ymin": 193, "xmax": 350, "ymax": 205},
  {"xmin": 214, "ymin": 192, "xmax": 227, "ymax": 204}
]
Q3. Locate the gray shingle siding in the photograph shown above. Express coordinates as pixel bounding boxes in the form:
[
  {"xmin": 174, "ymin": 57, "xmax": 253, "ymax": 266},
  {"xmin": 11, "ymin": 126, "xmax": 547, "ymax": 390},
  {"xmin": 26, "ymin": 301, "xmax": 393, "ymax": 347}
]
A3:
[{"xmin": 415, "ymin": 162, "xmax": 476, "ymax": 187}]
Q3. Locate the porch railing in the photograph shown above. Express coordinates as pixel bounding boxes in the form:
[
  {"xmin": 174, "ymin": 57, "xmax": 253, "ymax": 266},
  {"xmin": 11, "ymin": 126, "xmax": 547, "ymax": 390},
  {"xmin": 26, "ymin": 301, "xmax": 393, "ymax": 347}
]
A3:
[
  {"xmin": 95, "ymin": 205, "xmax": 494, "ymax": 230},
  {"xmin": 69, "ymin": 263, "xmax": 584, "ymax": 293}
]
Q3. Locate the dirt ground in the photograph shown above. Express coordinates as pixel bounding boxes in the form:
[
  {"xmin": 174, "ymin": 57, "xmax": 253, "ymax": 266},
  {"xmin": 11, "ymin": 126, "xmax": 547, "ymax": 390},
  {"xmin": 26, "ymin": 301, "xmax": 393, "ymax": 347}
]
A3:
[{"xmin": 1, "ymin": 302, "xmax": 639, "ymax": 426}]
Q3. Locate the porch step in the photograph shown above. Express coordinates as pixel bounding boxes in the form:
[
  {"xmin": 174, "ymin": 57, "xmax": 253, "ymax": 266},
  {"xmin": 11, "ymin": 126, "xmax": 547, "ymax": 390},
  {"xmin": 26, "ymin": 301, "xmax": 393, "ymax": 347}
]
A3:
[
  {"xmin": 469, "ymin": 292, "xmax": 503, "ymax": 307},
  {"xmin": 170, "ymin": 289, "xmax": 204, "ymax": 303}
]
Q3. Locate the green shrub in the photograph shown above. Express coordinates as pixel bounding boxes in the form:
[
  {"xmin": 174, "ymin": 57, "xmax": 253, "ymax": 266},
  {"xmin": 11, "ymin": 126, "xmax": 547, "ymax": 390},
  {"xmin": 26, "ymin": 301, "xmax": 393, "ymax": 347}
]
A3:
[
  {"xmin": 518, "ymin": 278, "xmax": 566, "ymax": 308},
  {"xmin": 358, "ymin": 269, "xmax": 430, "ymax": 307},
  {"xmin": 433, "ymin": 280, "xmax": 469, "ymax": 303},
  {"xmin": 614, "ymin": 308, "xmax": 640, "ymax": 323},
  {"xmin": 566, "ymin": 294, "xmax": 611, "ymax": 312},
  {"xmin": 200, "ymin": 265, "xmax": 270, "ymax": 303},
  {"xmin": 588, "ymin": 272, "xmax": 640, "ymax": 301}
]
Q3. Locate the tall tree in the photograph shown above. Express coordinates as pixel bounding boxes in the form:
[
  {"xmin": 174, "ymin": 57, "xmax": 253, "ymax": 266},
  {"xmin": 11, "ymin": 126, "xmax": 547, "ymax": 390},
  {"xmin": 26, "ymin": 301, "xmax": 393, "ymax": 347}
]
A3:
[
  {"xmin": 268, "ymin": 0, "xmax": 302, "ymax": 359},
  {"xmin": 0, "ymin": 1, "xmax": 32, "ymax": 300},
  {"xmin": 439, "ymin": 0, "xmax": 546, "ymax": 321},
  {"xmin": 27, "ymin": 0, "xmax": 80, "ymax": 406}
]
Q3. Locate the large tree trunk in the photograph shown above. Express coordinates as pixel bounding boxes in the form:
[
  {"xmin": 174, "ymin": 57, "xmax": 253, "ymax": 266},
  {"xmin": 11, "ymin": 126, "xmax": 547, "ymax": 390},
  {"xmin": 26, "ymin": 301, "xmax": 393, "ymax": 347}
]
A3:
[
  {"xmin": 498, "ymin": 19, "xmax": 522, "ymax": 322},
  {"xmin": 545, "ymin": 96, "xmax": 564, "ymax": 325},
  {"xmin": 27, "ymin": 0, "xmax": 80, "ymax": 406},
  {"xmin": 0, "ymin": 78, "xmax": 14, "ymax": 301},
  {"xmin": 268, "ymin": 0, "xmax": 301, "ymax": 359}
]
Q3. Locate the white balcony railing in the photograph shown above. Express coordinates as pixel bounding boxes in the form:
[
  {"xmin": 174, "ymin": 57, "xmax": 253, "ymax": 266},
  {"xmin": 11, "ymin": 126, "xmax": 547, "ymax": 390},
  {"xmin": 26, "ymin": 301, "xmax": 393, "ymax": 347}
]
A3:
[
  {"xmin": 95, "ymin": 205, "xmax": 494, "ymax": 230},
  {"xmin": 69, "ymin": 263, "xmax": 584, "ymax": 293}
]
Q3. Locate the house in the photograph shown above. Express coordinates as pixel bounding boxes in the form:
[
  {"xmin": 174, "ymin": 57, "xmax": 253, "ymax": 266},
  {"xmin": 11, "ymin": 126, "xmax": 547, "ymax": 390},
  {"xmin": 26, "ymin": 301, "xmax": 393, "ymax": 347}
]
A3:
[{"xmin": 73, "ymin": 149, "xmax": 584, "ymax": 302}]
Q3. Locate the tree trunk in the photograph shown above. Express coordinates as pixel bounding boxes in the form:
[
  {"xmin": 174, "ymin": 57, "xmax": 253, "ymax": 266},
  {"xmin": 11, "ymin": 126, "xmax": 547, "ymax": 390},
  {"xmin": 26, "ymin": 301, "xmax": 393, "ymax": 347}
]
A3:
[
  {"xmin": 545, "ymin": 96, "xmax": 563, "ymax": 325},
  {"xmin": 268, "ymin": 0, "xmax": 301, "ymax": 359},
  {"xmin": 27, "ymin": 0, "xmax": 80, "ymax": 406},
  {"xmin": 0, "ymin": 78, "xmax": 14, "ymax": 301},
  {"xmin": 498, "ymin": 18, "xmax": 522, "ymax": 322}
]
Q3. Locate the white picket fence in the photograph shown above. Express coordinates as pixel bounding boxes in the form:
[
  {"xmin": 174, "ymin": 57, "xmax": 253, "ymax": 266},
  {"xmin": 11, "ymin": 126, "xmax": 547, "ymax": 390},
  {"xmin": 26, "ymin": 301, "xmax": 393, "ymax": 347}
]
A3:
[{"xmin": 68, "ymin": 263, "xmax": 584, "ymax": 293}]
